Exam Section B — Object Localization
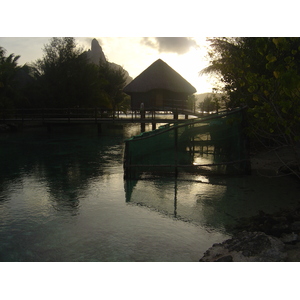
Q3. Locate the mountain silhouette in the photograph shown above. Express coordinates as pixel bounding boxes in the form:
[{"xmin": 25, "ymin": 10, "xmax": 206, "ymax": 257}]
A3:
[{"xmin": 85, "ymin": 38, "xmax": 133, "ymax": 85}]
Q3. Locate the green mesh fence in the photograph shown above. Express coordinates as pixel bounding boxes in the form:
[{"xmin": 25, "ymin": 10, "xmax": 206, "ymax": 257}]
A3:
[{"xmin": 124, "ymin": 107, "xmax": 250, "ymax": 178}]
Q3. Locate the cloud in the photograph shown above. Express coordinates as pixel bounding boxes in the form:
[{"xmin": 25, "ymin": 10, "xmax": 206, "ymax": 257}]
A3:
[{"xmin": 141, "ymin": 37, "xmax": 198, "ymax": 54}]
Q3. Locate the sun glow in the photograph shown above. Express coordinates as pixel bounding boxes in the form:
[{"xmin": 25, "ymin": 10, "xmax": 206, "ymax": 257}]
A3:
[
  {"xmin": 158, "ymin": 41, "xmax": 213, "ymax": 94},
  {"xmin": 94, "ymin": 37, "xmax": 214, "ymax": 94},
  {"xmin": 0, "ymin": 37, "xmax": 215, "ymax": 94}
]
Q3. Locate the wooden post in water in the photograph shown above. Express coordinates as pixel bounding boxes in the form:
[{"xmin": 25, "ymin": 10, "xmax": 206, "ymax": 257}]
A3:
[
  {"xmin": 174, "ymin": 126, "xmax": 178, "ymax": 177},
  {"xmin": 174, "ymin": 177, "xmax": 178, "ymax": 218},
  {"xmin": 140, "ymin": 103, "xmax": 145, "ymax": 132},
  {"xmin": 173, "ymin": 109, "xmax": 178, "ymax": 120}
]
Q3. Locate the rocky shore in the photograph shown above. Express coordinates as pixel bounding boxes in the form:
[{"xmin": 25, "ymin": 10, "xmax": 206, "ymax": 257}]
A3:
[
  {"xmin": 200, "ymin": 208, "xmax": 300, "ymax": 261},
  {"xmin": 199, "ymin": 147, "xmax": 300, "ymax": 262}
]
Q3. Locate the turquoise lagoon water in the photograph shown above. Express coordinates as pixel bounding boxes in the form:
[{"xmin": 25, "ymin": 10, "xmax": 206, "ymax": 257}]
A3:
[{"xmin": 0, "ymin": 124, "xmax": 300, "ymax": 262}]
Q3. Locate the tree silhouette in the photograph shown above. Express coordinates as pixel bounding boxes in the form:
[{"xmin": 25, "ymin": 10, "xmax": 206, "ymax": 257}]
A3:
[
  {"xmin": 0, "ymin": 47, "xmax": 22, "ymax": 109},
  {"xmin": 97, "ymin": 61, "xmax": 129, "ymax": 112},
  {"xmin": 33, "ymin": 37, "xmax": 97, "ymax": 108},
  {"xmin": 32, "ymin": 37, "xmax": 128, "ymax": 110},
  {"xmin": 202, "ymin": 37, "xmax": 300, "ymax": 177}
]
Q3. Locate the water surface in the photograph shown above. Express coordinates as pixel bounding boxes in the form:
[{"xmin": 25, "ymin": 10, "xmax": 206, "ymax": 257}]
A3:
[{"xmin": 0, "ymin": 124, "xmax": 299, "ymax": 261}]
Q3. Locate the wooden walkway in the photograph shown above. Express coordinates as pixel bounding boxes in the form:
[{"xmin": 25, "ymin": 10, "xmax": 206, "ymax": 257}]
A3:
[{"xmin": 0, "ymin": 108, "xmax": 202, "ymax": 126}]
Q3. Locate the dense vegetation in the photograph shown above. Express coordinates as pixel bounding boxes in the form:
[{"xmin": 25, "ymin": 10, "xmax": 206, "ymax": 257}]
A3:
[
  {"xmin": 0, "ymin": 37, "xmax": 129, "ymax": 111},
  {"xmin": 202, "ymin": 37, "xmax": 300, "ymax": 177}
]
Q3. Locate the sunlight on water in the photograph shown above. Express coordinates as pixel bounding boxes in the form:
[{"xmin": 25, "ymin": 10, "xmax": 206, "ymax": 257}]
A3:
[{"xmin": 0, "ymin": 124, "xmax": 300, "ymax": 261}]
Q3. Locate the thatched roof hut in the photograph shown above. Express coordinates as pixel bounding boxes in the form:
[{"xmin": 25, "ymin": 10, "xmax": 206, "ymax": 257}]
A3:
[{"xmin": 123, "ymin": 59, "xmax": 197, "ymax": 111}]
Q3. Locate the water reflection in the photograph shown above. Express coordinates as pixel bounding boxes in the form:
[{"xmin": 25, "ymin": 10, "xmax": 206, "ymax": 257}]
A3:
[
  {"xmin": 0, "ymin": 126, "xmax": 125, "ymax": 214},
  {"xmin": 124, "ymin": 172, "xmax": 300, "ymax": 234},
  {"xmin": 124, "ymin": 175, "xmax": 228, "ymax": 233},
  {"xmin": 1, "ymin": 123, "xmax": 300, "ymax": 261},
  {"xmin": 0, "ymin": 124, "xmax": 233, "ymax": 261}
]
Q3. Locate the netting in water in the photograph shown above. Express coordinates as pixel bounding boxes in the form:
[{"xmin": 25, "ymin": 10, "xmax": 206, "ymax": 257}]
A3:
[{"xmin": 123, "ymin": 108, "xmax": 251, "ymax": 178}]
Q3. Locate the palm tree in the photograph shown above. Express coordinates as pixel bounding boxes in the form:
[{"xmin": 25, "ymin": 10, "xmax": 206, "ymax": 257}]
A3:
[{"xmin": 0, "ymin": 47, "xmax": 22, "ymax": 108}]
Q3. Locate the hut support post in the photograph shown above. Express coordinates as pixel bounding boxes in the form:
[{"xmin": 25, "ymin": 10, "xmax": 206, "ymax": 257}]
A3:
[{"xmin": 173, "ymin": 109, "xmax": 178, "ymax": 120}]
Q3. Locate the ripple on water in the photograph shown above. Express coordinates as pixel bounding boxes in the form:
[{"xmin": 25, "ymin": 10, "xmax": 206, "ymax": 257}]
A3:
[{"xmin": 0, "ymin": 128, "xmax": 299, "ymax": 261}]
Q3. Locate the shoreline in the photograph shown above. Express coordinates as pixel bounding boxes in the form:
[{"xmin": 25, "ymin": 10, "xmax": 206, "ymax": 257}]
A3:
[{"xmin": 199, "ymin": 147, "xmax": 300, "ymax": 262}]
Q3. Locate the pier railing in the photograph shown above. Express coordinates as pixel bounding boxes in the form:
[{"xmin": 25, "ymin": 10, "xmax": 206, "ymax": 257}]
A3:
[
  {"xmin": 1, "ymin": 108, "xmax": 113, "ymax": 122},
  {"xmin": 123, "ymin": 107, "xmax": 251, "ymax": 178},
  {"xmin": 0, "ymin": 107, "xmax": 203, "ymax": 123}
]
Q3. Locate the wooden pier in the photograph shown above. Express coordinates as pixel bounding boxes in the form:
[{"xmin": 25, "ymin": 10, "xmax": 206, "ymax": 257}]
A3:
[{"xmin": 0, "ymin": 107, "xmax": 202, "ymax": 132}]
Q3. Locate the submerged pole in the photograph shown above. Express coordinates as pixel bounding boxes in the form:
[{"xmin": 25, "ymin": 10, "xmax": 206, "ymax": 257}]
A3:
[
  {"xmin": 174, "ymin": 177, "xmax": 178, "ymax": 218},
  {"xmin": 174, "ymin": 126, "xmax": 178, "ymax": 177}
]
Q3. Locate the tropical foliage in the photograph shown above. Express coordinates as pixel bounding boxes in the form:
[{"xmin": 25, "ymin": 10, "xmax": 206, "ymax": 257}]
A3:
[
  {"xmin": 201, "ymin": 37, "xmax": 300, "ymax": 176},
  {"xmin": 0, "ymin": 47, "xmax": 31, "ymax": 109},
  {"xmin": 0, "ymin": 37, "xmax": 129, "ymax": 111},
  {"xmin": 197, "ymin": 94, "xmax": 220, "ymax": 113}
]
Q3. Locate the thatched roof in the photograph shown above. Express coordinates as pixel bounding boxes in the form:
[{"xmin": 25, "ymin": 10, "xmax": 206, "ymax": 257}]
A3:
[{"xmin": 123, "ymin": 59, "xmax": 197, "ymax": 94}]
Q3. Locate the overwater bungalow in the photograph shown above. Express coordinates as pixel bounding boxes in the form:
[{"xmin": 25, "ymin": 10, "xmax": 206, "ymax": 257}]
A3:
[{"xmin": 123, "ymin": 59, "xmax": 197, "ymax": 111}]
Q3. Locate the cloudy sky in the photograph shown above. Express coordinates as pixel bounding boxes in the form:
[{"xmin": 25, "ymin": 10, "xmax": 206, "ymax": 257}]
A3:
[
  {"xmin": 0, "ymin": 37, "xmax": 215, "ymax": 94},
  {"xmin": 1, "ymin": 1, "xmax": 294, "ymax": 95}
]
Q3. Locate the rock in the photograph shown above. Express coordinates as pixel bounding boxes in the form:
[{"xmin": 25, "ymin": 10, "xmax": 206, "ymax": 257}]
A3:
[
  {"xmin": 285, "ymin": 244, "xmax": 300, "ymax": 261},
  {"xmin": 86, "ymin": 38, "xmax": 107, "ymax": 65},
  {"xmin": 272, "ymin": 222, "xmax": 289, "ymax": 232},
  {"xmin": 291, "ymin": 221, "xmax": 300, "ymax": 231},
  {"xmin": 280, "ymin": 232, "xmax": 298, "ymax": 243},
  {"xmin": 215, "ymin": 255, "xmax": 233, "ymax": 262},
  {"xmin": 200, "ymin": 231, "xmax": 287, "ymax": 262}
]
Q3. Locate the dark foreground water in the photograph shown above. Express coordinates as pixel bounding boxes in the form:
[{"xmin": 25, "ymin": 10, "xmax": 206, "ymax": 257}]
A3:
[{"xmin": 1, "ymin": 124, "xmax": 300, "ymax": 262}]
